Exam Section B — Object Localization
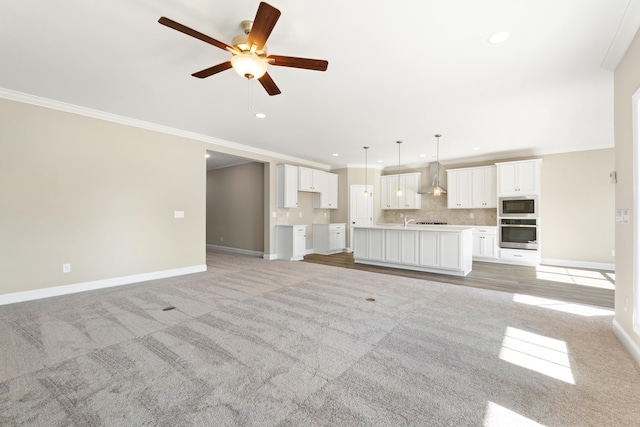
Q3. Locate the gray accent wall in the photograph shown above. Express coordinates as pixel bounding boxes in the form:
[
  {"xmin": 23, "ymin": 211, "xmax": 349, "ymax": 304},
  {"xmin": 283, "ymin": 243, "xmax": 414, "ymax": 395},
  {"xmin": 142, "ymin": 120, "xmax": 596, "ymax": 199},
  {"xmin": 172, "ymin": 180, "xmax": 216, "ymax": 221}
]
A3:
[{"xmin": 206, "ymin": 162, "xmax": 264, "ymax": 253}]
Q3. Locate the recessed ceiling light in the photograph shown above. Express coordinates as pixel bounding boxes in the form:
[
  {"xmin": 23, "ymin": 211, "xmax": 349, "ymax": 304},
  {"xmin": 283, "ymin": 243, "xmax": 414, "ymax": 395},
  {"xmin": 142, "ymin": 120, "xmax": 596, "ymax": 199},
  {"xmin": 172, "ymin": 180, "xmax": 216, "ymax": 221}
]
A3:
[
  {"xmin": 419, "ymin": 154, "xmax": 426, "ymax": 158},
  {"xmin": 332, "ymin": 153, "xmax": 339, "ymax": 157},
  {"xmin": 255, "ymin": 113, "xmax": 266, "ymax": 119},
  {"xmin": 378, "ymin": 160, "xmax": 383, "ymax": 163},
  {"xmin": 473, "ymin": 147, "xmax": 481, "ymax": 151},
  {"xmin": 488, "ymin": 31, "xmax": 510, "ymax": 44},
  {"xmin": 205, "ymin": 154, "xmax": 211, "ymax": 158}
]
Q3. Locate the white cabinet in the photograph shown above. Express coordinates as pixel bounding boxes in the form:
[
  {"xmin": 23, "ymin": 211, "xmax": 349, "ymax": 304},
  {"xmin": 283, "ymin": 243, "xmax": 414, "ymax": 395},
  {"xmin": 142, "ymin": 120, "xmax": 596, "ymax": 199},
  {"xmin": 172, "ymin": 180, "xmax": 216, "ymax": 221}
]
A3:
[
  {"xmin": 447, "ymin": 169, "xmax": 472, "ymax": 209},
  {"xmin": 439, "ymin": 232, "xmax": 463, "ymax": 270},
  {"xmin": 496, "ymin": 159, "xmax": 541, "ymax": 196},
  {"xmin": 353, "ymin": 228, "xmax": 385, "ymax": 261},
  {"xmin": 418, "ymin": 231, "xmax": 439, "ymax": 267},
  {"xmin": 447, "ymin": 166, "xmax": 497, "ymax": 209},
  {"xmin": 354, "ymin": 226, "xmax": 473, "ymax": 276},
  {"xmin": 313, "ymin": 172, "xmax": 338, "ymax": 209},
  {"xmin": 418, "ymin": 231, "xmax": 469, "ymax": 271},
  {"xmin": 279, "ymin": 165, "xmax": 338, "ymax": 209},
  {"xmin": 472, "ymin": 227, "xmax": 498, "ymax": 260},
  {"xmin": 418, "ymin": 231, "xmax": 463, "ymax": 270},
  {"xmin": 385, "ymin": 229, "xmax": 418, "ymax": 265},
  {"xmin": 380, "ymin": 173, "xmax": 421, "ymax": 210},
  {"xmin": 313, "ymin": 223, "xmax": 346, "ymax": 254},
  {"xmin": 399, "ymin": 173, "xmax": 422, "ymax": 209},
  {"xmin": 298, "ymin": 167, "xmax": 322, "ymax": 192},
  {"xmin": 472, "ymin": 166, "xmax": 497, "ymax": 208},
  {"xmin": 277, "ymin": 164, "xmax": 298, "ymax": 208},
  {"xmin": 276, "ymin": 225, "xmax": 306, "ymax": 261},
  {"xmin": 380, "ymin": 175, "xmax": 399, "ymax": 209},
  {"xmin": 499, "ymin": 248, "xmax": 540, "ymax": 266}
]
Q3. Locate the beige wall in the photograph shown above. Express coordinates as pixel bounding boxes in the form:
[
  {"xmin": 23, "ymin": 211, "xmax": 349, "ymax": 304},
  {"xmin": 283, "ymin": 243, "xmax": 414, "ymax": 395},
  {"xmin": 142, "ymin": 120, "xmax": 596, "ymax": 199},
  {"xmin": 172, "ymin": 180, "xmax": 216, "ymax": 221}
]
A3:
[
  {"xmin": 206, "ymin": 162, "xmax": 264, "ymax": 252},
  {"xmin": 614, "ymin": 28, "xmax": 640, "ymax": 348},
  {"xmin": 540, "ymin": 149, "xmax": 615, "ymax": 264},
  {"xmin": 0, "ymin": 98, "xmax": 206, "ymax": 295}
]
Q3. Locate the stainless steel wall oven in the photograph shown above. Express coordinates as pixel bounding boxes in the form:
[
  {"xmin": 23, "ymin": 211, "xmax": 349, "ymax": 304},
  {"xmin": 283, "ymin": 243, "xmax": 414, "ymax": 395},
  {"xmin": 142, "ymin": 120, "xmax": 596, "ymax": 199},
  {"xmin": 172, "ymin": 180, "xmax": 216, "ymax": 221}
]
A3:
[{"xmin": 499, "ymin": 218, "xmax": 538, "ymax": 250}]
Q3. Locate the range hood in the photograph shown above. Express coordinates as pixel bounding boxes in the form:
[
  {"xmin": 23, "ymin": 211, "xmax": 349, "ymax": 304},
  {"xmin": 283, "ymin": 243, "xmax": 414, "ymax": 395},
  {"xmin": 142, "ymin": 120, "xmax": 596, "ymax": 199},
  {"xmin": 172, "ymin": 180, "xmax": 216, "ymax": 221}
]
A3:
[{"xmin": 417, "ymin": 162, "xmax": 447, "ymax": 195}]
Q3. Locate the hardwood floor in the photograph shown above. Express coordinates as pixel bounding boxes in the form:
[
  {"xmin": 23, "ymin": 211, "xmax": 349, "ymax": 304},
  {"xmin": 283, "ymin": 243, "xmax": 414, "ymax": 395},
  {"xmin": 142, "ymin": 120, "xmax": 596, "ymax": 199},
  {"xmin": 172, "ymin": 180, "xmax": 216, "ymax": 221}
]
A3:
[{"xmin": 303, "ymin": 252, "xmax": 615, "ymax": 308}]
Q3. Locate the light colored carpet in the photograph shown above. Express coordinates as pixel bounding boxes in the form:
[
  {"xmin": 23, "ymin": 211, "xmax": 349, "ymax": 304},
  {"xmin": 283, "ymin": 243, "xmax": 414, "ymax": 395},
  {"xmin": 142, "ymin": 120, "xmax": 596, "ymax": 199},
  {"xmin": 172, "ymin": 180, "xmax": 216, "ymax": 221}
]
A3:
[{"xmin": 1, "ymin": 250, "xmax": 639, "ymax": 426}]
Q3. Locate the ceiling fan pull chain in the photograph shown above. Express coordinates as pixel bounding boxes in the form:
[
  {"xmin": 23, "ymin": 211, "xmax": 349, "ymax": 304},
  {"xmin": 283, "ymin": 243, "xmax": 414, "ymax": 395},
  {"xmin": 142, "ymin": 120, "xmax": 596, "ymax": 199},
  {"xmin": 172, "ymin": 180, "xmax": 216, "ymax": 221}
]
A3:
[{"xmin": 247, "ymin": 78, "xmax": 253, "ymax": 111}]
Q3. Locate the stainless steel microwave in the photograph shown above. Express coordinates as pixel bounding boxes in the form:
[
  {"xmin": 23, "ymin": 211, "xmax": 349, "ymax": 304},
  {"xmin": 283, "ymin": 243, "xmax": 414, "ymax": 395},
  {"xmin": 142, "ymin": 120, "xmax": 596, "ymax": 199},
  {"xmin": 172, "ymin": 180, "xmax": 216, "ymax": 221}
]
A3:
[{"xmin": 499, "ymin": 196, "xmax": 538, "ymax": 218}]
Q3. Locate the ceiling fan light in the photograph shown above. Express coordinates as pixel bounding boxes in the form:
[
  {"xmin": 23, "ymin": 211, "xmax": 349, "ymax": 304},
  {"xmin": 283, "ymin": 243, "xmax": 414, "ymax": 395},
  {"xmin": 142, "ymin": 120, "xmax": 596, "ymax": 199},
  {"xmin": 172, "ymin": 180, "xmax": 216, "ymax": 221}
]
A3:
[{"xmin": 231, "ymin": 53, "xmax": 267, "ymax": 80}]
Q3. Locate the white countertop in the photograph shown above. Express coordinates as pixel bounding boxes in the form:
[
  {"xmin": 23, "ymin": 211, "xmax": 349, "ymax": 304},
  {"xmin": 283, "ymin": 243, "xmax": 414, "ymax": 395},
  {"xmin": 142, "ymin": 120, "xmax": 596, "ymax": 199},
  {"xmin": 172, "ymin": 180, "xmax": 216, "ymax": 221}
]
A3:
[{"xmin": 354, "ymin": 223, "xmax": 474, "ymax": 232}]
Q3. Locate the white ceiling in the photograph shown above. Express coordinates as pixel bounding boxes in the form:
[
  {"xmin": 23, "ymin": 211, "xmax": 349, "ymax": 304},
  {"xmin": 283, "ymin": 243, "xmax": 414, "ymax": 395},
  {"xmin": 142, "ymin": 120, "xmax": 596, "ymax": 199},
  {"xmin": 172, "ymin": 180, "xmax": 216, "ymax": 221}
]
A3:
[{"xmin": 1, "ymin": 0, "xmax": 638, "ymax": 169}]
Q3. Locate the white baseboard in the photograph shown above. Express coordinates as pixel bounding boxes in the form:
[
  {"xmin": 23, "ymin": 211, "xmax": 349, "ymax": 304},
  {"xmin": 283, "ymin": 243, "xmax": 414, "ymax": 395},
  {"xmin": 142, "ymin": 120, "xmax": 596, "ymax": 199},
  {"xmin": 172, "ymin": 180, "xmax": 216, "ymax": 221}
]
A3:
[
  {"xmin": 613, "ymin": 319, "xmax": 640, "ymax": 367},
  {"xmin": 541, "ymin": 258, "xmax": 615, "ymax": 271},
  {"xmin": 206, "ymin": 244, "xmax": 263, "ymax": 257},
  {"xmin": 263, "ymin": 253, "xmax": 278, "ymax": 261},
  {"xmin": 0, "ymin": 264, "xmax": 207, "ymax": 306}
]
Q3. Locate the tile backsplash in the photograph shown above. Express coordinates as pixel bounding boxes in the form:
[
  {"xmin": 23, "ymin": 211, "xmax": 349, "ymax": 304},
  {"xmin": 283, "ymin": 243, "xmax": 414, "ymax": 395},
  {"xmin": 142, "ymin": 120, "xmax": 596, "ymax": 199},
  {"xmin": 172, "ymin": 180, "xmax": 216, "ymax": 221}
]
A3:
[{"xmin": 382, "ymin": 195, "xmax": 497, "ymax": 226}]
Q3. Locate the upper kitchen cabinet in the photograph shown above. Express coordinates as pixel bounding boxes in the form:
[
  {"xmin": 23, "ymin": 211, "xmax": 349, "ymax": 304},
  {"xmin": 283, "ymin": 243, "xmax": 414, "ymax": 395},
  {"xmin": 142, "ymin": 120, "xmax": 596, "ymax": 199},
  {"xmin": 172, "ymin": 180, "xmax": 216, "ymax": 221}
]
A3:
[
  {"xmin": 298, "ymin": 166, "xmax": 322, "ymax": 192},
  {"xmin": 399, "ymin": 173, "xmax": 421, "ymax": 209},
  {"xmin": 447, "ymin": 169, "xmax": 472, "ymax": 209},
  {"xmin": 313, "ymin": 171, "xmax": 338, "ymax": 209},
  {"xmin": 472, "ymin": 166, "xmax": 497, "ymax": 208},
  {"xmin": 380, "ymin": 173, "xmax": 421, "ymax": 210},
  {"xmin": 447, "ymin": 165, "xmax": 497, "ymax": 209},
  {"xmin": 380, "ymin": 175, "xmax": 399, "ymax": 209},
  {"xmin": 496, "ymin": 159, "xmax": 542, "ymax": 196},
  {"xmin": 277, "ymin": 164, "xmax": 298, "ymax": 208}
]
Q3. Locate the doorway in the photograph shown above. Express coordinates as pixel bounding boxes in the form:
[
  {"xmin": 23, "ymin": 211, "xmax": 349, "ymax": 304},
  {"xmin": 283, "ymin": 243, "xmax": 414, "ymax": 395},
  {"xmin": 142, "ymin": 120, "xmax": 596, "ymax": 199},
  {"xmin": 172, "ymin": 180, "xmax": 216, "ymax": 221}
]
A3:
[
  {"xmin": 206, "ymin": 151, "xmax": 265, "ymax": 256},
  {"xmin": 349, "ymin": 185, "xmax": 374, "ymax": 250}
]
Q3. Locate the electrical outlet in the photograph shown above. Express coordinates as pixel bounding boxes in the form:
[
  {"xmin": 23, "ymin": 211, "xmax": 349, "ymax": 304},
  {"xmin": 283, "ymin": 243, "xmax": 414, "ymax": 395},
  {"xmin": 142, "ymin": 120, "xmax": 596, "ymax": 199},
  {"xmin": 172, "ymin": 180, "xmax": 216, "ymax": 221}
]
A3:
[
  {"xmin": 272, "ymin": 211, "xmax": 276, "ymax": 218},
  {"xmin": 220, "ymin": 236, "xmax": 223, "ymax": 242},
  {"xmin": 286, "ymin": 212, "xmax": 289, "ymax": 218},
  {"xmin": 174, "ymin": 211, "xmax": 185, "ymax": 218},
  {"xmin": 612, "ymin": 249, "xmax": 615, "ymax": 257},
  {"xmin": 470, "ymin": 213, "xmax": 475, "ymax": 219},
  {"xmin": 299, "ymin": 212, "xmax": 302, "ymax": 218},
  {"xmin": 62, "ymin": 263, "xmax": 71, "ymax": 273}
]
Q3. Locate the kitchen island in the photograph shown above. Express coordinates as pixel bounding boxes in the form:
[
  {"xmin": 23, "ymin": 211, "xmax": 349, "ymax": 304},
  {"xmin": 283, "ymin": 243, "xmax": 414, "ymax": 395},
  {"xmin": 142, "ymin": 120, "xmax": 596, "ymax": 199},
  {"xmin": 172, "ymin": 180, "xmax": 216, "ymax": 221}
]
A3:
[{"xmin": 353, "ymin": 224, "xmax": 473, "ymax": 276}]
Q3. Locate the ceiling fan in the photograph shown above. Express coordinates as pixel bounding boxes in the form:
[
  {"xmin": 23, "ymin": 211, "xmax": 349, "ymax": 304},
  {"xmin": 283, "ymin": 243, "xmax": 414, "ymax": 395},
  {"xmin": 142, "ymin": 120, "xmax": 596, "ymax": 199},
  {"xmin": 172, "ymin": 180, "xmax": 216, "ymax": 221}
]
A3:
[{"xmin": 158, "ymin": 2, "xmax": 328, "ymax": 96}]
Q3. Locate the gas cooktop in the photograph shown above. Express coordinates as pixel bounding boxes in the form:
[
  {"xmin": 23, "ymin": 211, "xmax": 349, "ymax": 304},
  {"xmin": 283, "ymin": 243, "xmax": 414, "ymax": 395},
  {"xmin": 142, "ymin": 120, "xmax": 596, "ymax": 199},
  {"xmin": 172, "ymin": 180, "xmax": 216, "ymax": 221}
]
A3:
[{"xmin": 416, "ymin": 222, "xmax": 448, "ymax": 225}]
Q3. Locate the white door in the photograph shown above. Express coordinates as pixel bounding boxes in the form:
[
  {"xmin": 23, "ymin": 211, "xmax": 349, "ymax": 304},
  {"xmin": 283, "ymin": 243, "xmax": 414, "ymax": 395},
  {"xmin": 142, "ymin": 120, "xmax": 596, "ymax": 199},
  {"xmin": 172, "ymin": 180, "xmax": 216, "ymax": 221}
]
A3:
[{"xmin": 350, "ymin": 185, "xmax": 374, "ymax": 251}]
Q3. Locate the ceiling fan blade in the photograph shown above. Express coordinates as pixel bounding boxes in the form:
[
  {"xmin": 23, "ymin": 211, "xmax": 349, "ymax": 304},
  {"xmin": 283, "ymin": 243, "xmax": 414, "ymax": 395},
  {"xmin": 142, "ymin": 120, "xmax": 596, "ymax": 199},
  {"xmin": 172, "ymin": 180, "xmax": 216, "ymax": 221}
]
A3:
[
  {"xmin": 192, "ymin": 61, "xmax": 232, "ymax": 78},
  {"xmin": 158, "ymin": 17, "xmax": 232, "ymax": 52},
  {"xmin": 258, "ymin": 72, "xmax": 281, "ymax": 96},
  {"xmin": 267, "ymin": 55, "xmax": 328, "ymax": 71},
  {"xmin": 247, "ymin": 2, "xmax": 281, "ymax": 51}
]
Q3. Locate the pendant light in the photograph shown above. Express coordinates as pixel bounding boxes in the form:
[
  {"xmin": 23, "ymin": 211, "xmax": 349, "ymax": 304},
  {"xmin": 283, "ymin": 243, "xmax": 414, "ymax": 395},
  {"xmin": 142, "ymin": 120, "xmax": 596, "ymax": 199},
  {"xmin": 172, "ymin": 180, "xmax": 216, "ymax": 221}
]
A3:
[
  {"xmin": 431, "ymin": 134, "xmax": 447, "ymax": 197},
  {"xmin": 396, "ymin": 140, "xmax": 403, "ymax": 197},
  {"xmin": 363, "ymin": 146, "xmax": 370, "ymax": 198}
]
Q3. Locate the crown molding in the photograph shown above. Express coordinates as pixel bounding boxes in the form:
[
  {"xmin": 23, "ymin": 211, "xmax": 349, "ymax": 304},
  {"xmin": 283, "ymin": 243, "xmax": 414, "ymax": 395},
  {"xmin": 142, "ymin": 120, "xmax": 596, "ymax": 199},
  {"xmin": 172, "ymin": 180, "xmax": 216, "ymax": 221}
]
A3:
[
  {"xmin": 601, "ymin": 0, "xmax": 640, "ymax": 71},
  {"xmin": 0, "ymin": 87, "xmax": 330, "ymax": 170}
]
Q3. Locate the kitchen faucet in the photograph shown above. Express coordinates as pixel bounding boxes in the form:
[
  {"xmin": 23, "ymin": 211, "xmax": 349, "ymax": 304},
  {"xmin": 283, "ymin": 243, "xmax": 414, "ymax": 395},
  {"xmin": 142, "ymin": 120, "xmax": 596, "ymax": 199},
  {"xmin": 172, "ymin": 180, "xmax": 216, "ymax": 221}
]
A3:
[{"xmin": 404, "ymin": 218, "xmax": 415, "ymax": 228}]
